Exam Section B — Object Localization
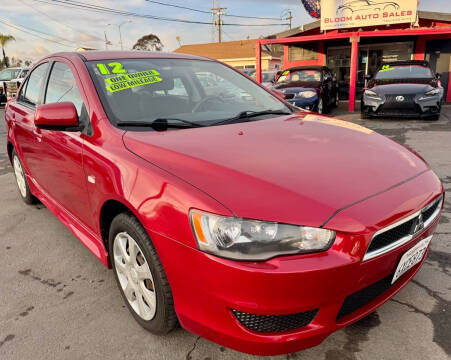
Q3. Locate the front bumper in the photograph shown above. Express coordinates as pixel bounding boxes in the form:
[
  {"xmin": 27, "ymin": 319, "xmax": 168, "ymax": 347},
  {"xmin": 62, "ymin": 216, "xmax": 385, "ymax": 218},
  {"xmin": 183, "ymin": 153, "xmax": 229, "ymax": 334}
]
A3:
[
  {"xmin": 286, "ymin": 96, "xmax": 318, "ymax": 111},
  {"xmin": 148, "ymin": 172, "xmax": 443, "ymax": 356},
  {"xmin": 363, "ymin": 92, "xmax": 441, "ymax": 118}
]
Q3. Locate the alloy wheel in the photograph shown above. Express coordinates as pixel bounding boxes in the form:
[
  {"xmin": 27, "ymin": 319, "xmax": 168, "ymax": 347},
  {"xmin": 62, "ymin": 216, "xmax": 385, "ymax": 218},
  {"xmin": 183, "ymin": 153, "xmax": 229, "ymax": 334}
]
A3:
[
  {"xmin": 13, "ymin": 155, "xmax": 27, "ymax": 198},
  {"xmin": 113, "ymin": 232, "xmax": 157, "ymax": 321}
]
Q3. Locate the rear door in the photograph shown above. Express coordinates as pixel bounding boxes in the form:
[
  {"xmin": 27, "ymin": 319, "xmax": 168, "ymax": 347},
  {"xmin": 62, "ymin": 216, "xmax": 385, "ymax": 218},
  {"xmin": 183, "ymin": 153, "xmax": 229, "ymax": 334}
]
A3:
[{"xmin": 11, "ymin": 62, "xmax": 50, "ymax": 183}]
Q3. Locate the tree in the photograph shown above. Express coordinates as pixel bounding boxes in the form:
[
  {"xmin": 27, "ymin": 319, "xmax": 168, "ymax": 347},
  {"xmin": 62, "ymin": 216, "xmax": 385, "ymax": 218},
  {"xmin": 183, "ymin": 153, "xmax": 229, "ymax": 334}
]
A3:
[
  {"xmin": 132, "ymin": 34, "xmax": 163, "ymax": 51},
  {"xmin": 0, "ymin": 34, "xmax": 15, "ymax": 68}
]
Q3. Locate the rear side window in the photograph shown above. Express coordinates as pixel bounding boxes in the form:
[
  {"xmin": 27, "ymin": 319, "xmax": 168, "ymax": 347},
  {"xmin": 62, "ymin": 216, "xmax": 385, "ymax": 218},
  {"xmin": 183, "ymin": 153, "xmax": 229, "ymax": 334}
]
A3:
[
  {"xmin": 22, "ymin": 63, "xmax": 49, "ymax": 106},
  {"xmin": 45, "ymin": 62, "xmax": 84, "ymax": 116}
]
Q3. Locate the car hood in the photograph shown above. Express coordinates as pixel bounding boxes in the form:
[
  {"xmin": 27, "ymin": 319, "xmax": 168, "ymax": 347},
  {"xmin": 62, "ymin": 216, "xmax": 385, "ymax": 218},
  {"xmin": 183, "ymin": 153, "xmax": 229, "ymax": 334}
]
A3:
[
  {"xmin": 274, "ymin": 81, "xmax": 320, "ymax": 91},
  {"xmin": 123, "ymin": 113, "xmax": 428, "ymax": 228}
]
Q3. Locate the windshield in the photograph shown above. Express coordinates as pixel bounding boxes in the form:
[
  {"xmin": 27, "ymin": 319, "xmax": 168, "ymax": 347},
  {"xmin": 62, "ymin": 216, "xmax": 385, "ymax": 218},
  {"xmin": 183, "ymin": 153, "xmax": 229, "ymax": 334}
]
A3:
[
  {"xmin": 276, "ymin": 69, "xmax": 321, "ymax": 84},
  {"xmin": 87, "ymin": 59, "xmax": 290, "ymax": 128},
  {"xmin": 0, "ymin": 69, "xmax": 20, "ymax": 81},
  {"xmin": 375, "ymin": 64, "xmax": 433, "ymax": 80}
]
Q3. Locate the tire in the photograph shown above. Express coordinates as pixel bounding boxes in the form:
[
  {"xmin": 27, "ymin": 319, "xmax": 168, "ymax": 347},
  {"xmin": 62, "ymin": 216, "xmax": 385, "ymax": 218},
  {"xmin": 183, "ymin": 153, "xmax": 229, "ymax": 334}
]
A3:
[
  {"xmin": 12, "ymin": 149, "xmax": 36, "ymax": 205},
  {"xmin": 109, "ymin": 213, "xmax": 178, "ymax": 334},
  {"xmin": 361, "ymin": 104, "xmax": 370, "ymax": 119},
  {"xmin": 317, "ymin": 97, "xmax": 325, "ymax": 114},
  {"xmin": 429, "ymin": 114, "xmax": 440, "ymax": 121},
  {"xmin": 333, "ymin": 92, "xmax": 339, "ymax": 108}
]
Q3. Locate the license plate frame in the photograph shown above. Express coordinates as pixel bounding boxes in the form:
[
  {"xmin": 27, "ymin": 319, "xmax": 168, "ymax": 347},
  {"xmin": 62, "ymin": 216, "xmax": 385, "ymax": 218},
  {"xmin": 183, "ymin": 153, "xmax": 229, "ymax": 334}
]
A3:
[{"xmin": 392, "ymin": 236, "xmax": 432, "ymax": 284}]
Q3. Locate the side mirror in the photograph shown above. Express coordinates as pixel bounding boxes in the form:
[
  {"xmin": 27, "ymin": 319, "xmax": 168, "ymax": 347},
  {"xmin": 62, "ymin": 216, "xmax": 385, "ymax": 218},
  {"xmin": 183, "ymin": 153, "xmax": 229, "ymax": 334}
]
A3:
[
  {"xmin": 35, "ymin": 102, "xmax": 80, "ymax": 131},
  {"xmin": 436, "ymin": 73, "xmax": 441, "ymax": 79}
]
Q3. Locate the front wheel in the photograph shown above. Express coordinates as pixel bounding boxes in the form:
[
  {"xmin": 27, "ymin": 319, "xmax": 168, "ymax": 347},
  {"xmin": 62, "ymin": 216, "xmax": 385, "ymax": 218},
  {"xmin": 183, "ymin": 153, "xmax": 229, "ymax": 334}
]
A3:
[
  {"xmin": 109, "ymin": 213, "xmax": 178, "ymax": 334},
  {"xmin": 333, "ymin": 92, "xmax": 339, "ymax": 108},
  {"xmin": 12, "ymin": 149, "xmax": 36, "ymax": 205},
  {"xmin": 361, "ymin": 103, "xmax": 370, "ymax": 119},
  {"xmin": 317, "ymin": 97, "xmax": 324, "ymax": 114}
]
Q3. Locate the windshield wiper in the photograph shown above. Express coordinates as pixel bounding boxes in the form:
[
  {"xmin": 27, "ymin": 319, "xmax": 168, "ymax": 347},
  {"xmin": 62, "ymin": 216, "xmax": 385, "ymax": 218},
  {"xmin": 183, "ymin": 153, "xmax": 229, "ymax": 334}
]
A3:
[
  {"xmin": 117, "ymin": 118, "xmax": 206, "ymax": 130},
  {"xmin": 211, "ymin": 109, "xmax": 292, "ymax": 126}
]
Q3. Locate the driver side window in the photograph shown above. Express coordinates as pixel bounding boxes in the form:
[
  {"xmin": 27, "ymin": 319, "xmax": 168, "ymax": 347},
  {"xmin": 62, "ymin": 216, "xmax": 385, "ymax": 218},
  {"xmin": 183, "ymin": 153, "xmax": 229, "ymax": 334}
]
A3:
[{"xmin": 45, "ymin": 62, "xmax": 85, "ymax": 116}]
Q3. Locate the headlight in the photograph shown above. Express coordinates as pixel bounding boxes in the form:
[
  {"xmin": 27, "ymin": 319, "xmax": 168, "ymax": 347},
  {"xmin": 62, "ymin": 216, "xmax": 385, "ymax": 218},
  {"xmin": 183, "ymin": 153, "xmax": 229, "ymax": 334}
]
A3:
[
  {"xmin": 296, "ymin": 91, "xmax": 317, "ymax": 98},
  {"xmin": 424, "ymin": 88, "xmax": 440, "ymax": 96},
  {"xmin": 190, "ymin": 210, "xmax": 336, "ymax": 261},
  {"xmin": 364, "ymin": 90, "xmax": 380, "ymax": 98}
]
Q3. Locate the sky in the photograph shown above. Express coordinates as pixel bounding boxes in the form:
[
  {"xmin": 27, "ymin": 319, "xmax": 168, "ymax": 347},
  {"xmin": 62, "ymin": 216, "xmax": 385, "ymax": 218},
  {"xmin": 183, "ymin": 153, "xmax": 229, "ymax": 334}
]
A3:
[{"xmin": 0, "ymin": 0, "xmax": 449, "ymax": 63}]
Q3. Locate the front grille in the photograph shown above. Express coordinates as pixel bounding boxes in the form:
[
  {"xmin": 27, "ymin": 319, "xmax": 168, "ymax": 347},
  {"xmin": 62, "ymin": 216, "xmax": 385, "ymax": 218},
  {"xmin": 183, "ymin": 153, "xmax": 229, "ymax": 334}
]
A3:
[
  {"xmin": 422, "ymin": 197, "xmax": 442, "ymax": 223},
  {"xmin": 231, "ymin": 308, "xmax": 318, "ymax": 333},
  {"xmin": 376, "ymin": 94, "xmax": 419, "ymax": 115},
  {"xmin": 284, "ymin": 93, "xmax": 295, "ymax": 100},
  {"xmin": 367, "ymin": 218, "xmax": 416, "ymax": 254},
  {"xmin": 384, "ymin": 94, "xmax": 416, "ymax": 108},
  {"xmin": 364, "ymin": 195, "xmax": 442, "ymax": 261},
  {"xmin": 337, "ymin": 274, "xmax": 393, "ymax": 321}
]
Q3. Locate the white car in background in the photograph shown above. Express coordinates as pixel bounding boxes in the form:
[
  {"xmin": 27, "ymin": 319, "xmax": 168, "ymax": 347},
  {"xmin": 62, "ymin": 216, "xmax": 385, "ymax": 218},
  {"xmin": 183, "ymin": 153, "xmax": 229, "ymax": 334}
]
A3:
[{"xmin": 0, "ymin": 67, "xmax": 29, "ymax": 104}]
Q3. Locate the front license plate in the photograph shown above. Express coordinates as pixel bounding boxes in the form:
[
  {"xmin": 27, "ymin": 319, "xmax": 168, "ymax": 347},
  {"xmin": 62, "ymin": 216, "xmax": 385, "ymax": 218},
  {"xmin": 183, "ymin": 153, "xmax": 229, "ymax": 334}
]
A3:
[{"xmin": 392, "ymin": 236, "xmax": 432, "ymax": 284}]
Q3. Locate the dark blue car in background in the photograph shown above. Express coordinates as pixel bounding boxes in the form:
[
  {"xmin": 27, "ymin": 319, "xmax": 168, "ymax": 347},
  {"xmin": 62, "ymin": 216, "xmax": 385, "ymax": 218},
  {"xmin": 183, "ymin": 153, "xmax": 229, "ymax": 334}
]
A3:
[{"xmin": 271, "ymin": 66, "xmax": 339, "ymax": 114}]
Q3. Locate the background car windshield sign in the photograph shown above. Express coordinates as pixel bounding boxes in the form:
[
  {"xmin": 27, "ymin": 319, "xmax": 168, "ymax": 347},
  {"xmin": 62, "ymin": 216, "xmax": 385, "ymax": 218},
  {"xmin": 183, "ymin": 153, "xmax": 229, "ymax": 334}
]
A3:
[
  {"xmin": 375, "ymin": 65, "xmax": 433, "ymax": 79},
  {"xmin": 320, "ymin": 0, "xmax": 418, "ymax": 30}
]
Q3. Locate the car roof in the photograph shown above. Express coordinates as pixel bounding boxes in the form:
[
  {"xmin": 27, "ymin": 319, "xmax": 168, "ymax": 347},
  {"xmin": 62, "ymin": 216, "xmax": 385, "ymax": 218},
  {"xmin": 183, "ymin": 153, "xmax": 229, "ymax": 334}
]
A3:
[{"xmin": 44, "ymin": 50, "xmax": 213, "ymax": 62}]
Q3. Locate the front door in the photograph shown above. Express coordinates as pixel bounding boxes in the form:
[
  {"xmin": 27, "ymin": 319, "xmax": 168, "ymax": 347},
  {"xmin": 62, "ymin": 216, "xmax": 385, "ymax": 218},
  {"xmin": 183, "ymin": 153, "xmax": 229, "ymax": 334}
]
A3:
[{"xmin": 36, "ymin": 60, "xmax": 94, "ymax": 229}]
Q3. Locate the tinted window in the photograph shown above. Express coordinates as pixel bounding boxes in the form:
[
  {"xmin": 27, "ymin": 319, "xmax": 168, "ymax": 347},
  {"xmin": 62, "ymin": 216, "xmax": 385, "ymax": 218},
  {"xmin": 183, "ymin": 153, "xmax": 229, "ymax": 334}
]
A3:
[
  {"xmin": 23, "ymin": 63, "xmax": 49, "ymax": 105},
  {"xmin": 17, "ymin": 77, "xmax": 29, "ymax": 102},
  {"xmin": 375, "ymin": 64, "xmax": 433, "ymax": 80},
  {"xmin": 45, "ymin": 62, "xmax": 84, "ymax": 115}
]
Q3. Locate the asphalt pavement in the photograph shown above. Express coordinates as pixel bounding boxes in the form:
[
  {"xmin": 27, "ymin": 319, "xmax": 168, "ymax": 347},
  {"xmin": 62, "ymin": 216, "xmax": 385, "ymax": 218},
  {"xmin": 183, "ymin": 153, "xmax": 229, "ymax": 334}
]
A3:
[{"xmin": 0, "ymin": 105, "xmax": 450, "ymax": 360}]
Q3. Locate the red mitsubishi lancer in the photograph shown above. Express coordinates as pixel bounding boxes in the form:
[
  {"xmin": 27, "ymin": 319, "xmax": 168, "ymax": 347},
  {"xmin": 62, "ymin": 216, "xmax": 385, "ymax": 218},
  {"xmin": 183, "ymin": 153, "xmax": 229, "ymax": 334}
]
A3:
[{"xmin": 4, "ymin": 51, "xmax": 444, "ymax": 355}]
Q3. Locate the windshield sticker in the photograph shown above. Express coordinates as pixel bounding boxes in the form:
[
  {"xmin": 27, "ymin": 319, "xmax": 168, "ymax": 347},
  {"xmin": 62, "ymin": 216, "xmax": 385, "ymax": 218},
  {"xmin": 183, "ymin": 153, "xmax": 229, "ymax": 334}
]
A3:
[
  {"xmin": 282, "ymin": 70, "xmax": 290, "ymax": 76},
  {"xmin": 105, "ymin": 69, "xmax": 162, "ymax": 93},
  {"xmin": 379, "ymin": 65, "xmax": 394, "ymax": 73},
  {"xmin": 97, "ymin": 62, "xmax": 128, "ymax": 75}
]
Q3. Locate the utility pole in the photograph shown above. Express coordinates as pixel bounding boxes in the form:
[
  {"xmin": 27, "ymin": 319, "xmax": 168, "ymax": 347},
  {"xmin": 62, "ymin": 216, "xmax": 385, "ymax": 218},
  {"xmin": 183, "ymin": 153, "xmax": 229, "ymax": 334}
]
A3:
[
  {"xmin": 287, "ymin": 10, "xmax": 293, "ymax": 29},
  {"xmin": 212, "ymin": 7, "xmax": 226, "ymax": 43}
]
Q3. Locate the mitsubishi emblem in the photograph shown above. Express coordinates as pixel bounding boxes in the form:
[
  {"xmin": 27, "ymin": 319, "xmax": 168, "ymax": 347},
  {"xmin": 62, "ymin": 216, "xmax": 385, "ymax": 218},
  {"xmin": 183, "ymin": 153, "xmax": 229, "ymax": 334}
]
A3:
[{"xmin": 413, "ymin": 213, "xmax": 425, "ymax": 234}]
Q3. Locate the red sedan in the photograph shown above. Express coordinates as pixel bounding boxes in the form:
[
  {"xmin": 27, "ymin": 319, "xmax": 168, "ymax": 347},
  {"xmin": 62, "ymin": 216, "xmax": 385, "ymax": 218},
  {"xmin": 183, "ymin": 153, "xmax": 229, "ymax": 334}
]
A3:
[{"xmin": 4, "ymin": 51, "xmax": 444, "ymax": 356}]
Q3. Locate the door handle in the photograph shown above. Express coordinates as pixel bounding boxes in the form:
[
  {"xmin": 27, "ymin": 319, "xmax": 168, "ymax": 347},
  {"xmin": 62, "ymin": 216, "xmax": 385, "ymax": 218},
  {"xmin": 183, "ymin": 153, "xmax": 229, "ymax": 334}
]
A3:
[{"xmin": 33, "ymin": 128, "xmax": 42, "ymax": 142}]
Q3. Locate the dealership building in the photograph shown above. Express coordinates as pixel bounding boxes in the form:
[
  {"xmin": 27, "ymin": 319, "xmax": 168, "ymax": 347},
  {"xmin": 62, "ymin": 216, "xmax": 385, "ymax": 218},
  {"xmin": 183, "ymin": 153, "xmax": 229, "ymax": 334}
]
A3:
[{"xmin": 255, "ymin": 9, "xmax": 451, "ymax": 112}]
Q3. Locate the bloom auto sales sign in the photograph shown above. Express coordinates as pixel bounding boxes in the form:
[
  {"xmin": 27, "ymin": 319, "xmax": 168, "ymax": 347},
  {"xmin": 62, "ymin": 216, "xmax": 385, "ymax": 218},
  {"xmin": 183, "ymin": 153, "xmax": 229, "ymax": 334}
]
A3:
[{"xmin": 320, "ymin": 0, "xmax": 418, "ymax": 31}]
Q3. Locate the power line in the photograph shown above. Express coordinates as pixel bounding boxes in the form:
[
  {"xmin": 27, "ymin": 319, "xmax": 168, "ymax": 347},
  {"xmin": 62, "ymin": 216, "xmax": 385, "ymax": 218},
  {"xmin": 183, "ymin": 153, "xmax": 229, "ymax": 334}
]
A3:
[
  {"xmin": 0, "ymin": 18, "xmax": 73, "ymax": 48},
  {"xmin": 20, "ymin": 0, "xmax": 104, "ymax": 42},
  {"xmin": 0, "ymin": 16, "xmax": 73, "ymax": 45},
  {"xmin": 144, "ymin": 0, "xmax": 211, "ymax": 15},
  {"xmin": 143, "ymin": 0, "xmax": 282, "ymax": 20},
  {"xmin": 34, "ymin": 0, "xmax": 289, "ymax": 27}
]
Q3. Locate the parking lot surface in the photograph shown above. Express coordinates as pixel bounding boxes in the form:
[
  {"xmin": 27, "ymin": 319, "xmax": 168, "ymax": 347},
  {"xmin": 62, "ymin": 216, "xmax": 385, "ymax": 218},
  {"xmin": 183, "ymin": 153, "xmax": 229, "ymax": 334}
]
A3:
[{"xmin": 0, "ymin": 105, "xmax": 450, "ymax": 360}]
